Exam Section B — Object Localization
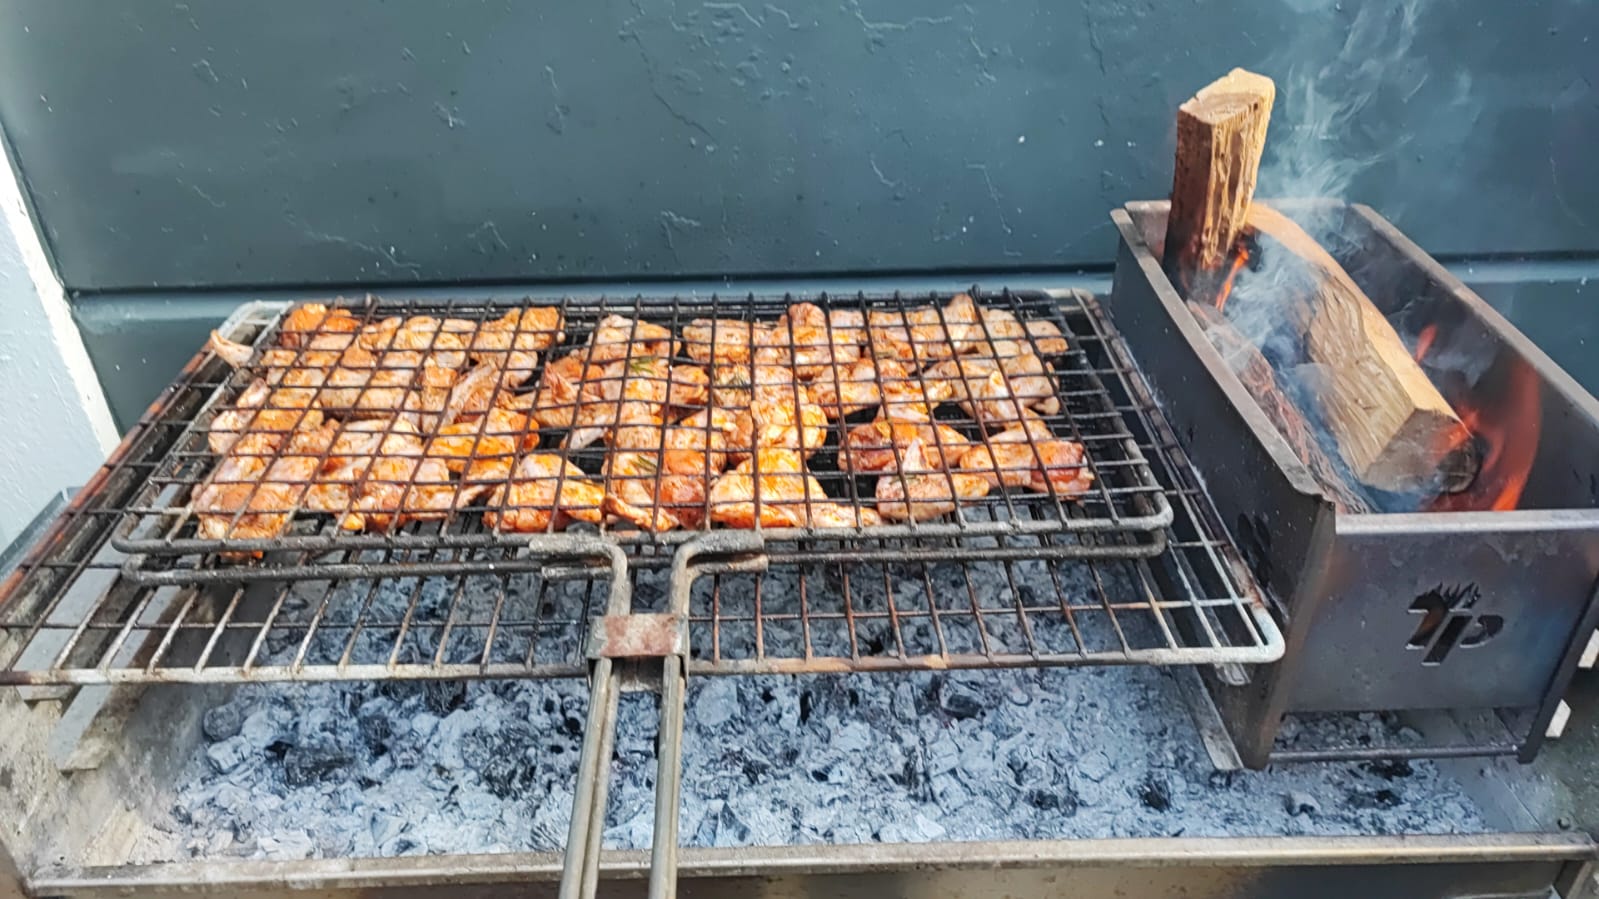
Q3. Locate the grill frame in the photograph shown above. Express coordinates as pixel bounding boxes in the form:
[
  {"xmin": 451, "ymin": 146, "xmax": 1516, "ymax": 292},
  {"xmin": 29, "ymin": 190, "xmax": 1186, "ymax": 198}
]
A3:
[
  {"xmin": 107, "ymin": 290, "xmax": 1173, "ymax": 583},
  {"xmin": 0, "ymin": 291, "xmax": 1283, "ymax": 687}
]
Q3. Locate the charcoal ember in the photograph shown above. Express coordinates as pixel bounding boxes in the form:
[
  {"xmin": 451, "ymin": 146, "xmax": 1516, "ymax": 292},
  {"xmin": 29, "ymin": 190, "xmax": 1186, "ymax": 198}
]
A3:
[
  {"xmin": 205, "ymin": 736, "xmax": 251, "ymax": 774},
  {"xmin": 282, "ymin": 743, "xmax": 354, "ymax": 787},
  {"xmin": 453, "ymin": 785, "xmax": 502, "ymax": 822},
  {"xmin": 383, "ymin": 679, "xmax": 466, "ymax": 717},
  {"xmin": 891, "ymin": 681, "xmax": 921, "ymax": 722},
  {"xmin": 239, "ymin": 707, "xmax": 291, "ymax": 748},
  {"xmin": 202, "ymin": 703, "xmax": 246, "ymax": 742},
  {"xmin": 369, "ymin": 812, "xmax": 406, "ymax": 848},
  {"xmin": 379, "ymin": 834, "xmax": 428, "ymax": 857},
  {"xmin": 356, "ymin": 697, "xmax": 398, "ymax": 752},
  {"xmin": 726, "ymin": 792, "xmax": 793, "ymax": 846},
  {"xmin": 877, "ymin": 812, "xmax": 947, "ymax": 843},
  {"xmin": 530, "ymin": 787, "xmax": 574, "ymax": 847},
  {"xmin": 693, "ymin": 678, "xmax": 740, "ymax": 729},
  {"xmin": 256, "ymin": 829, "xmax": 314, "ymax": 861},
  {"xmin": 478, "ymin": 732, "xmax": 539, "ymax": 798},
  {"xmin": 1284, "ymin": 791, "xmax": 1321, "ymax": 817},
  {"xmin": 1077, "ymin": 749, "xmax": 1113, "ymax": 783},
  {"xmin": 830, "ymin": 721, "xmax": 872, "ymax": 754},
  {"xmin": 938, "ymin": 681, "xmax": 986, "ymax": 720},
  {"xmin": 1023, "ymin": 785, "xmax": 1080, "ymax": 816},
  {"xmin": 1136, "ymin": 775, "xmax": 1172, "ymax": 812},
  {"xmin": 1361, "ymin": 759, "xmax": 1414, "ymax": 781},
  {"xmin": 1347, "ymin": 788, "xmax": 1403, "ymax": 810}
]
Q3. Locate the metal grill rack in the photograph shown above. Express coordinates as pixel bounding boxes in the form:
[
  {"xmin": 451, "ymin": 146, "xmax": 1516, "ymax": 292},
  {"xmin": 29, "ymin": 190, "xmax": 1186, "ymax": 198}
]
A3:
[
  {"xmin": 0, "ymin": 293, "xmax": 1282, "ymax": 686},
  {"xmin": 109, "ymin": 290, "xmax": 1172, "ymax": 583}
]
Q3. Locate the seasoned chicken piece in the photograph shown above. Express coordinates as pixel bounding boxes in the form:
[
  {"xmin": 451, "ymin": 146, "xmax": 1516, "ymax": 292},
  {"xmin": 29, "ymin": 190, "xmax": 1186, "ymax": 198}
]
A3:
[
  {"xmin": 809, "ymin": 356, "xmax": 883, "ymax": 420},
  {"xmin": 968, "ymin": 308, "xmax": 1071, "ymax": 359},
  {"xmin": 827, "ymin": 308, "xmax": 868, "ymax": 347},
  {"xmin": 578, "ymin": 315, "xmax": 675, "ymax": 365},
  {"xmin": 466, "ymin": 306, "xmax": 566, "ymax": 359},
  {"xmin": 208, "ymin": 379, "xmax": 324, "ymax": 455},
  {"xmin": 483, "ymin": 453, "xmax": 606, "ymax": 533},
  {"xmin": 741, "ymin": 397, "xmax": 828, "ymax": 459},
  {"xmin": 667, "ymin": 364, "xmax": 710, "ymax": 410},
  {"xmin": 601, "ymin": 403, "xmax": 715, "ymax": 532},
  {"xmin": 755, "ymin": 302, "xmax": 862, "ymax": 380},
  {"xmin": 682, "ymin": 318, "xmax": 772, "ymax": 365},
  {"xmin": 924, "ymin": 356, "xmax": 1055, "ymax": 425},
  {"xmin": 955, "ymin": 418, "xmax": 1094, "ymax": 499},
  {"xmin": 279, "ymin": 303, "xmax": 361, "ymax": 349},
  {"xmin": 322, "ymin": 419, "xmax": 457, "ymax": 531},
  {"xmin": 426, "ymin": 409, "xmax": 538, "ymax": 505},
  {"xmin": 357, "ymin": 320, "xmax": 470, "ymax": 372},
  {"xmin": 421, "ymin": 358, "xmax": 539, "ymax": 428},
  {"xmin": 866, "ymin": 293, "xmax": 985, "ymax": 367},
  {"xmin": 875, "ymin": 439, "xmax": 991, "ymax": 522},
  {"xmin": 524, "ymin": 354, "xmax": 609, "ymax": 430},
  {"xmin": 617, "ymin": 408, "xmax": 737, "ymax": 472},
  {"xmin": 605, "ymin": 446, "xmax": 716, "ymax": 532},
  {"xmin": 707, "ymin": 363, "xmax": 800, "ymax": 414},
  {"xmin": 708, "ymin": 449, "xmax": 826, "ymax": 529},
  {"xmin": 303, "ymin": 420, "xmax": 388, "ymax": 516},
  {"xmin": 314, "ymin": 350, "xmax": 423, "ymax": 419},
  {"xmin": 707, "ymin": 449, "xmax": 875, "ymax": 529},
  {"xmin": 194, "ymin": 425, "xmax": 337, "ymax": 551},
  {"xmin": 878, "ymin": 357, "xmax": 956, "ymax": 422},
  {"xmin": 841, "ymin": 419, "xmax": 972, "ymax": 473},
  {"xmin": 193, "ymin": 433, "xmax": 273, "ymax": 544}
]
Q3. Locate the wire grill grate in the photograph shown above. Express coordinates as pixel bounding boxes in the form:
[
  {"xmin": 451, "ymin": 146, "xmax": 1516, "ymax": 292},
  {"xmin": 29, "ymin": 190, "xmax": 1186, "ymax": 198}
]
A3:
[
  {"xmin": 109, "ymin": 290, "xmax": 1171, "ymax": 583},
  {"xmin": 0, "ymin": 291, "xmax": 1281, "ymax": 685}
]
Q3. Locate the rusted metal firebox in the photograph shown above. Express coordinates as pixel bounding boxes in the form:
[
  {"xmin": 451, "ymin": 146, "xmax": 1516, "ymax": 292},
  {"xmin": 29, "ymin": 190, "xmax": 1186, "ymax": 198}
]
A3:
[{"xmin": 1109, "ymin": 199, "xmax": 1599, "ymax": 768}]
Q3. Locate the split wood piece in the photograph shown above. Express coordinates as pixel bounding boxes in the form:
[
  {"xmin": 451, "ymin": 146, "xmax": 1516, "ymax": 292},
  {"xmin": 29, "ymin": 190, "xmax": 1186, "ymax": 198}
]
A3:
[
  {"xmin": 1163, "ymin": 68, "xmax": 1277, "ymax": 303},
  {"xmin": 1187, "ymin": 301, "xmax": 1374, "ymax": 513},
  {"xmin": 1239, "ymin": 204, "xmax": 1479, "ymax": 494}
]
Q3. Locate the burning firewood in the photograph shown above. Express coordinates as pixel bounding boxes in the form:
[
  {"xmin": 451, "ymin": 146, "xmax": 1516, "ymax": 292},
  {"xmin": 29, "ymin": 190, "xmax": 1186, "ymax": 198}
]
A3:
[
  {"xmin": 1237, "ymin": 204, "xmax": 1478, "ymax": 494},
  {"xmin": 1163, "ymin": 68, "xmax": 1480, "ymax": 497},
  {"xmin": 1162, "ymin": 67, "xmax": 1275, "ymax": 304}
]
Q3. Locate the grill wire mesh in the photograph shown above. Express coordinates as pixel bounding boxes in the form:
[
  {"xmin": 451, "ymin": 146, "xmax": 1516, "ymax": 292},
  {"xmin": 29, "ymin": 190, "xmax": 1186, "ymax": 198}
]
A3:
[
  {"xmin": 0, "ymin": 292, "xmax": 1281, "ymax": 685},
  {"xmin": 111, "ymin": 290, "xmax": 1170, "ymax": 583}
]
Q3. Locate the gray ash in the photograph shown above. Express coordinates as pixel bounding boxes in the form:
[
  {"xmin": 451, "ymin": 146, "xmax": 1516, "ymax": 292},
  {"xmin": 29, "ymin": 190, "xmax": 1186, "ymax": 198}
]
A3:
[{"xmin": 142, "ymin": 565, "xmax": 1487, "ymax": 862}]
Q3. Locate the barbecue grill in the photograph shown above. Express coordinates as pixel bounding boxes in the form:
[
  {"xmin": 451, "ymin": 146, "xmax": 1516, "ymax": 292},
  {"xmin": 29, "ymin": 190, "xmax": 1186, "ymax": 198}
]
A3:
[{"xmin": 3, "ymin": 268, "xmax": 1597, "ymax": 898}]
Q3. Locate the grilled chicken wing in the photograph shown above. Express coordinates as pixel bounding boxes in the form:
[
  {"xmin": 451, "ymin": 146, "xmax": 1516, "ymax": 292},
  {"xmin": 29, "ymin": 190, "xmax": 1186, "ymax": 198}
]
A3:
[
  {"xmin": 841, "ymin": 419, "xmax": 973, "ymax": 473},
  {"xmin": 875, "ymin": 438, "xmax": 991, "ymax": 521},
  {"xmin": 955, "ymin": 417, "xmax": 1094, "ymax": 498},
  {"xmin": 867, "ymin": 293, "xmax": 986, "ymax": 367},
  {"xmin": 482, "ymin": 453, "xmax": 606, "ymax": 533},
  {"xmin": 304, "ymin": 418, "xmax": 455, "ymax": 531},
  {"xmin": 279, "ymin": 303, "xmax": 362, "ymax": 349},
  {"xmin": 708, "ymin": 448, "xmax": 878, "ymax": 529},
  {"xmin": 194, "ymin": 424, "xmax": 338, "ymax": 551},
  {"xmin": 923, "ymin": 355, "xmax": 1056, "ymax": 426},
  {"xmin": 425, "ymin": 409, "xmax": 538, "ymax": 505},
  {"xmin": 682, "ymin": 318, "xmax": 772, "ymax": 365},
  {"xmin": 755, "ymin": 302, "xmax": 863, "ymax": 380},
  {"xmin": 208, "ymin": 378, "xmax": 325, "ymax": 455}
]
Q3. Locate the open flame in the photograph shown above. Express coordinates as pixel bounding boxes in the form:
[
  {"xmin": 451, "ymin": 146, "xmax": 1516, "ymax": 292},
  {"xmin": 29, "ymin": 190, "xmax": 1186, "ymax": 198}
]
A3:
[
  {"xmin": 1420, "ymin": 344, "xmax": 1542, "ymax": 513},
  {"xmin": 1213, "ymin": 243, "xmax": 1251, "ymax": 314},
  {"xmin": 1412, "ymin": 323, "xmax": 1438, "ymax": 363}
]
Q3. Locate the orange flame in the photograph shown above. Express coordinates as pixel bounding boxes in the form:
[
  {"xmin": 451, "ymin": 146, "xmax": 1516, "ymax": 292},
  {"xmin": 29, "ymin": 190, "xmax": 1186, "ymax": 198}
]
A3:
[
  {"xmin": 1427, "ymin": 354, "xmax": 1541, "ymax": 513},
  {"xmin": 1214, "ymin": 243, "xmax": 1250, "ymax": 313},
  {"xmin": 1413, "ymin": 324, "xmax": 1438, "ymax": 363}
]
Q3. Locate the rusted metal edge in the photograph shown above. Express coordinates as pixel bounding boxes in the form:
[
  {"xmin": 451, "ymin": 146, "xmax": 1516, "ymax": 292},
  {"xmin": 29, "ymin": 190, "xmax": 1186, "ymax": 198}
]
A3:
[{"xmin": 26, "ymin": 833, "xmax": 1597, "ymax": 895}]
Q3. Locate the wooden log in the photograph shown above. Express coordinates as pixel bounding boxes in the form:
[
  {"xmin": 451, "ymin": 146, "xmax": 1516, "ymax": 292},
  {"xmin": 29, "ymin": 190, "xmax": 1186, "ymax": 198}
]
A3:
[
  {"xmin": 1162, "ymin": 68, "xmax": 1276, "ymax": 302},
  {"xmin": 1187, "ymin": 301, "xmax": 1374, "ymax": 513},
  {"xmin": 1238, "ymin": 203, "xmax": 1479, "ymax": 494}
]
